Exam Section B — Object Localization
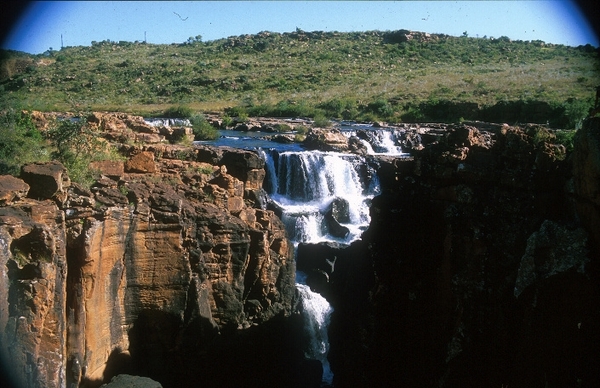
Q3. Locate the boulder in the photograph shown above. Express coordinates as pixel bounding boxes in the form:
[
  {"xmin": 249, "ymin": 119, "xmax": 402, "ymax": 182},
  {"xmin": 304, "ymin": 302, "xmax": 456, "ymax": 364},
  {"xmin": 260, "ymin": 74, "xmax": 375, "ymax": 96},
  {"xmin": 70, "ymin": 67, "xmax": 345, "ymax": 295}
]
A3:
[
  {"xmin": 90, "ymin": 160, "xmax": 125, "ymax": 178},
  {"xmin": 0, "ymin": 175, "xmax": 29, "ymax": 204},
  {"xmin": 125, "ymin": 151, "xmax": 156, "ymax": 173},
  {"xmin": 303, "ymin": 128, "xmax": 349, "ymax": 152},
  {"xmin": 348, "ymin": 136, "xmax": 369, "ymax": 155},
  {"xmin": 101, "ymin": 374, "xmax": 162, "ymax": 388},
  {"xmin": 324, "ymin": 197, "xmax": 351, "ymax": 238},
  {"xmin": 20, "ymin": 161, "xmax": 70, "ymax": 203},
  {"xmin": 328, "ymin": 197, "xmax": 351, "ymax": 224},
  {"xmin": 271, "ymin": 134, "xmax": 296, "ymax": 143},
  {"xmin": 169, "ymin": 126, "xmax": 194, "ymax": 143}
]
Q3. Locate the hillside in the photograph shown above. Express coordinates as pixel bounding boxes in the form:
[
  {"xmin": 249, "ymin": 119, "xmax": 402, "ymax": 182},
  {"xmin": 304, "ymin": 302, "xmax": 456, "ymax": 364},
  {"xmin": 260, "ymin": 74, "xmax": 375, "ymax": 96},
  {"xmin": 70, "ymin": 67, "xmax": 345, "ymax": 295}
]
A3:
[{"xmin": 1, "ymin": 29, "xmax": 599, "ymax": 127}]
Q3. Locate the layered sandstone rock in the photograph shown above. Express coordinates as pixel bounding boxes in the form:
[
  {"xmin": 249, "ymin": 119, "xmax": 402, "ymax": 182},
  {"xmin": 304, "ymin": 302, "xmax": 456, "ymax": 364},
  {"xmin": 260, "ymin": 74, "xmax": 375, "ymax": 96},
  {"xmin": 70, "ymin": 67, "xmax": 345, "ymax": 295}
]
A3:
[
  {"xmin": 0, "ymin": 143, "xmax": 296, "ymax": 388},
  {"xmin": 0, "ymin": 198, "xmax": 68, "ymax": 388}
]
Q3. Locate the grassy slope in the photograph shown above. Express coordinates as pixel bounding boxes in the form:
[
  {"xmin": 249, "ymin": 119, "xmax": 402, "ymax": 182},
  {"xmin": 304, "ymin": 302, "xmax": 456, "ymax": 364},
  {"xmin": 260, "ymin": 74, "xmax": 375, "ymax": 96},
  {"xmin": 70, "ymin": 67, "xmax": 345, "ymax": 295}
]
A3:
[{"xmin": 1, "ymin": 29, "xmax": 598, "ymax": 124}]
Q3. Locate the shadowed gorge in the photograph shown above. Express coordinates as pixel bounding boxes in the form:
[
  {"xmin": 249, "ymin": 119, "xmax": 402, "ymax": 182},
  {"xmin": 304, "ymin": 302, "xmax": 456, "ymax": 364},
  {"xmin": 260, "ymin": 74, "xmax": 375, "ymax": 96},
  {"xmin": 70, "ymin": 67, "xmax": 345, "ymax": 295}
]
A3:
[{"xmin": 0, "ymin": 111, "xmax": 599, "ymax": 387}]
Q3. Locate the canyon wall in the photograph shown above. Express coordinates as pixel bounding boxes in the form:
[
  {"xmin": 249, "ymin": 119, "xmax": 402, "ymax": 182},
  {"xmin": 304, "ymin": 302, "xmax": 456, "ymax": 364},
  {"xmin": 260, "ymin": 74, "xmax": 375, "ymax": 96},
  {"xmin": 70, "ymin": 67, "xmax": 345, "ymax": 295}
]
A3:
[
  {"xmin": 3, "ymin": 112, "xmax": 600, "ymax": 388},
  {"xmin": 321, "ymin": 118, "xmax": 600, "ymax": 387},
  {"xmin": 0, "ymin": 128, "xmax": 299, "ymax": 387}
]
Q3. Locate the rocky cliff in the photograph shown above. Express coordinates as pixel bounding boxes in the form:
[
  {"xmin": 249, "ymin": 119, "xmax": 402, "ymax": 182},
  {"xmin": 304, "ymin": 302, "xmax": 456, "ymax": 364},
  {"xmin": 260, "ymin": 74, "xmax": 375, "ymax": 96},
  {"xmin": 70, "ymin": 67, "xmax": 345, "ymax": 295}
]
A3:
[
  {"xmin": 3, "ymin": 111, "xmax": 600, "ymax": 388},
  {"xmin": 0, "ymin": 114, "xmax": 301, "ymax": 388},
  {"xmin": 305, "ymin": 118, "xmax": 600, "ymax": 387}
]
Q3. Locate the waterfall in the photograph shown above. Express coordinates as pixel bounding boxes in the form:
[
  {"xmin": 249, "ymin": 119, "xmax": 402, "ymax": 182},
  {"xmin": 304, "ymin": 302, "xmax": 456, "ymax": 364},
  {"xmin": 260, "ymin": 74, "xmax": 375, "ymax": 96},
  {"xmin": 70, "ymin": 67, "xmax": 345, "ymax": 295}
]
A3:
[
  {"xmin": 342, "ymin": 127, "xmax": 406, "ymax": 156},
  {"xmin": 144, "ymin": 117, "xmax": 192, "ymax": 127},
  {"xmin": 376, "ymin": 130, "xmax": 405, "ymax": 155},
  {"xmin": 261, "ymin": 148, "xmax": 380, "ymax": 386},
  {"xmin": 263, "ymin": 150, "xmax": 378, "ymax": 244},
  {"xmin": 297, "ymin": 283, "xmax": 334, "ymax": 385}
]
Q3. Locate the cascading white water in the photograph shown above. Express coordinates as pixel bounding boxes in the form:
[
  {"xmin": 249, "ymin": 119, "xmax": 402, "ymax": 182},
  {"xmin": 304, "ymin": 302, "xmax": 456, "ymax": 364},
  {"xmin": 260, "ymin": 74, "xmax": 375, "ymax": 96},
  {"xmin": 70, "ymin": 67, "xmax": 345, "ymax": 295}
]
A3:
[
  {"xmin": 261, "ymin": 148, "xmax": 380, "ymax": 386},
  {"xmin": 145, "ymin": 117, "xmax": 192, "ymax": 127},
  {"xmin": 296, "ymin": 283, "xmax": 334, "ymax": 385},
  {"xmin": 264, "ymin": 150, "xmax": 378, "ymax": 244},
  {"xmin": 376, "ymin": 130, "xmax": 405, "ymax": 155},
  {"xmin": 342, "ymin": 127, "xmax": 406, "ymax": 156}
]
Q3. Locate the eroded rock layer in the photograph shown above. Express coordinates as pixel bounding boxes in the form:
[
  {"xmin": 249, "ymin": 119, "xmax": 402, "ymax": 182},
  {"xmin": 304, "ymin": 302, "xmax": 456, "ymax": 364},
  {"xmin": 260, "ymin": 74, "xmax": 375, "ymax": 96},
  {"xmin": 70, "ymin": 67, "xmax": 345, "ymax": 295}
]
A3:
[
  {"xmin": 3, "ymin": 112, "xmax": 600, "ymax": 388},
  {"xmin": 0, "ymin": 141, "xmax": 296, "ymax": 388}
]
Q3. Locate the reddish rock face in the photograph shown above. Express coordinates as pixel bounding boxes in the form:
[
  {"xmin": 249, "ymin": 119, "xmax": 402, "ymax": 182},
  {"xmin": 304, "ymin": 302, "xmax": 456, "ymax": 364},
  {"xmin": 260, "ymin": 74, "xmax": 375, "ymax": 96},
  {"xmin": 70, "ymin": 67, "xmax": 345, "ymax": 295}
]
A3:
[
  {"xmin": 0, "ymin": 200, "xmax": 67, "ymax": 388},
  {"xmin": 124, "ymin": 151, "xmax": 157, "ymax": 173},
  {"xmin": 0, "ymin": 175, "xmax": 30, "ymax": 204},
  {"xmin": 90, "ymin": 160, "xmax": 125, "ymax": 179},
  {"xmin": 0, "ymin": 143, "xmax": 295, "ymax": 388}
]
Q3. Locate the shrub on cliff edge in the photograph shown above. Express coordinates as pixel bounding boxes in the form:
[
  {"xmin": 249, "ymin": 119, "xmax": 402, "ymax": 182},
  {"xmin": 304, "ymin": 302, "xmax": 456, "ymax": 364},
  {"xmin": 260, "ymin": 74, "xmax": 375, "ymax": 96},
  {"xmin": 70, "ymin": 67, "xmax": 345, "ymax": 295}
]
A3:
[
  {"xmin": 190, "ymin": 114, "xmax": 219, "ymax": 140},
  {"xmin": 46, "ymin": 115, "xmax": 124, "ymax": 187},
  {"xmin": 0, "ymin": 109, "xmax": 50, "ymax": 175}
]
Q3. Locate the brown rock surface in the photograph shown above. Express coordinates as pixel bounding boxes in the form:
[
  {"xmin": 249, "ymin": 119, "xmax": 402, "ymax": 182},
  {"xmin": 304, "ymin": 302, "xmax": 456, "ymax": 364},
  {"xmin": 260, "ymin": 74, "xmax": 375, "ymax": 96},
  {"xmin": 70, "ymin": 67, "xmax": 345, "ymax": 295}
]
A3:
[
  {"xmin": 0, "ymin": 175, "xmax": 30, "ymax": 204},
  {"xmin": 0, "ymin": 142, "xmax": 296, "ymax": 387},
  {"xmin": 303, "ymin": 128, "xmax": 349, "ymax": 152},
  {"xmin": 124, "ymin": 151, "xmax": 156, "ymax": 173},
  {"xmin": 0, "ymin": 200, "xmax": 67, "ymax": 388},
  {"xmin": 20, "ymin": 161, "xmax": 70, "ymax": 203}
]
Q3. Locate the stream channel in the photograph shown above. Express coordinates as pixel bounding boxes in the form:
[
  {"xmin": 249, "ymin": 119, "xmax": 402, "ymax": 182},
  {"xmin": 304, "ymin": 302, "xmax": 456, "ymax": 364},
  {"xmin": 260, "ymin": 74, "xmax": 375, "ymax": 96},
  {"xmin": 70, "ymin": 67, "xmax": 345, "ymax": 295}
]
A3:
[{"xmin": 148, "ymin": 119, "xmax": 407, "ymax": 385}]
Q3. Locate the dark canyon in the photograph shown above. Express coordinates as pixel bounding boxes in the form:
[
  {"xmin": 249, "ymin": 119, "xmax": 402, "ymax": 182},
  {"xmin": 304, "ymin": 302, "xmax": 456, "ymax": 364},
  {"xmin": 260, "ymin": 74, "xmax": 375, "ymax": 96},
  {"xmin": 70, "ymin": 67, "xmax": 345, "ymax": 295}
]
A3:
[{"xmin": 1, "ymin": 112, "xmax": 599, "ymax": 388}]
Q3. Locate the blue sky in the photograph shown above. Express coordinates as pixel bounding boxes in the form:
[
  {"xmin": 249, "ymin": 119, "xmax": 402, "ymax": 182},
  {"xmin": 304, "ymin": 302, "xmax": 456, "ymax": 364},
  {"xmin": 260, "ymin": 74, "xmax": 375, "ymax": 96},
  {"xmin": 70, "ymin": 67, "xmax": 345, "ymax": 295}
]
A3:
[{"xmin": 2, "ymin": 1, "xmax": 599, "ymax": 54}]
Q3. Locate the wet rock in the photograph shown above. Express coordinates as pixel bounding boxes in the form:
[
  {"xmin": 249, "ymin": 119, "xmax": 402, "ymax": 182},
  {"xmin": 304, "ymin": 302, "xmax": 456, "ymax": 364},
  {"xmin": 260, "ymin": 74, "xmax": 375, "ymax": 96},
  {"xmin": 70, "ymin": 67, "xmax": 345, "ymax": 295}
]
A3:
[
  {"xmin": 271, "ymin": 134, "xmax": 296, "ymax": 143},
  {"xmin": 348, "ymin": 136, "xmax": 369, "ymax": 155}
]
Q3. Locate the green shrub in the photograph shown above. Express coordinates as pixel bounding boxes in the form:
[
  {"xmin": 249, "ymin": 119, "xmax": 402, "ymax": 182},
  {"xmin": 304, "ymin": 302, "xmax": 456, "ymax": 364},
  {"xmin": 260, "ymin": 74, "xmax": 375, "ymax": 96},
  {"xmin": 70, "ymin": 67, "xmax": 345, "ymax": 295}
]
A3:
[
  {"xmin": 0, "ymin": 110, "xmax": 50, "ymax": 175},
  {"xmin": 273, "ymin": 123, "xmax": 292, "ymax": 132},
  {"xmin": 163, "ymin": 105, "xmax": 194, "ymax": 118},
  {"xmin": 400, "ymin": 105, "xmax": 426, "ymax": 122},
  {"xmin": 312, "ymin": 113, "xmax": 332, "ymax": 128},
  {"xmin": 294, "ymin": 125, "xmax": 309, "ymax": 135},
  {"xmin": 366, "ymin": 98, "xmax": 395, "ymax": 119},
  {"xmin": 224, "ymin": 106, "xmax": 246, "ymax": 117},
  {"xmin": 318, "ymin": 98, "xmax": 359, "ymax": 119},
  {"xmin": 46, "ymin": 115, "xmax": 124, "ymax": 187},
  {"xmin": 190, "ymin": 114, "xmax": 219, "ymax": 140},
  {"xmin": 221, "ymin": 115, "xmax": 234, "ymax": 128},
  {"xmin": 554, "ymin": 129, "xmax": 577, "ymax": 152},
  {"xmin": 559, "ymin": 98, "xmax": 592, "ymax": 129}
]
